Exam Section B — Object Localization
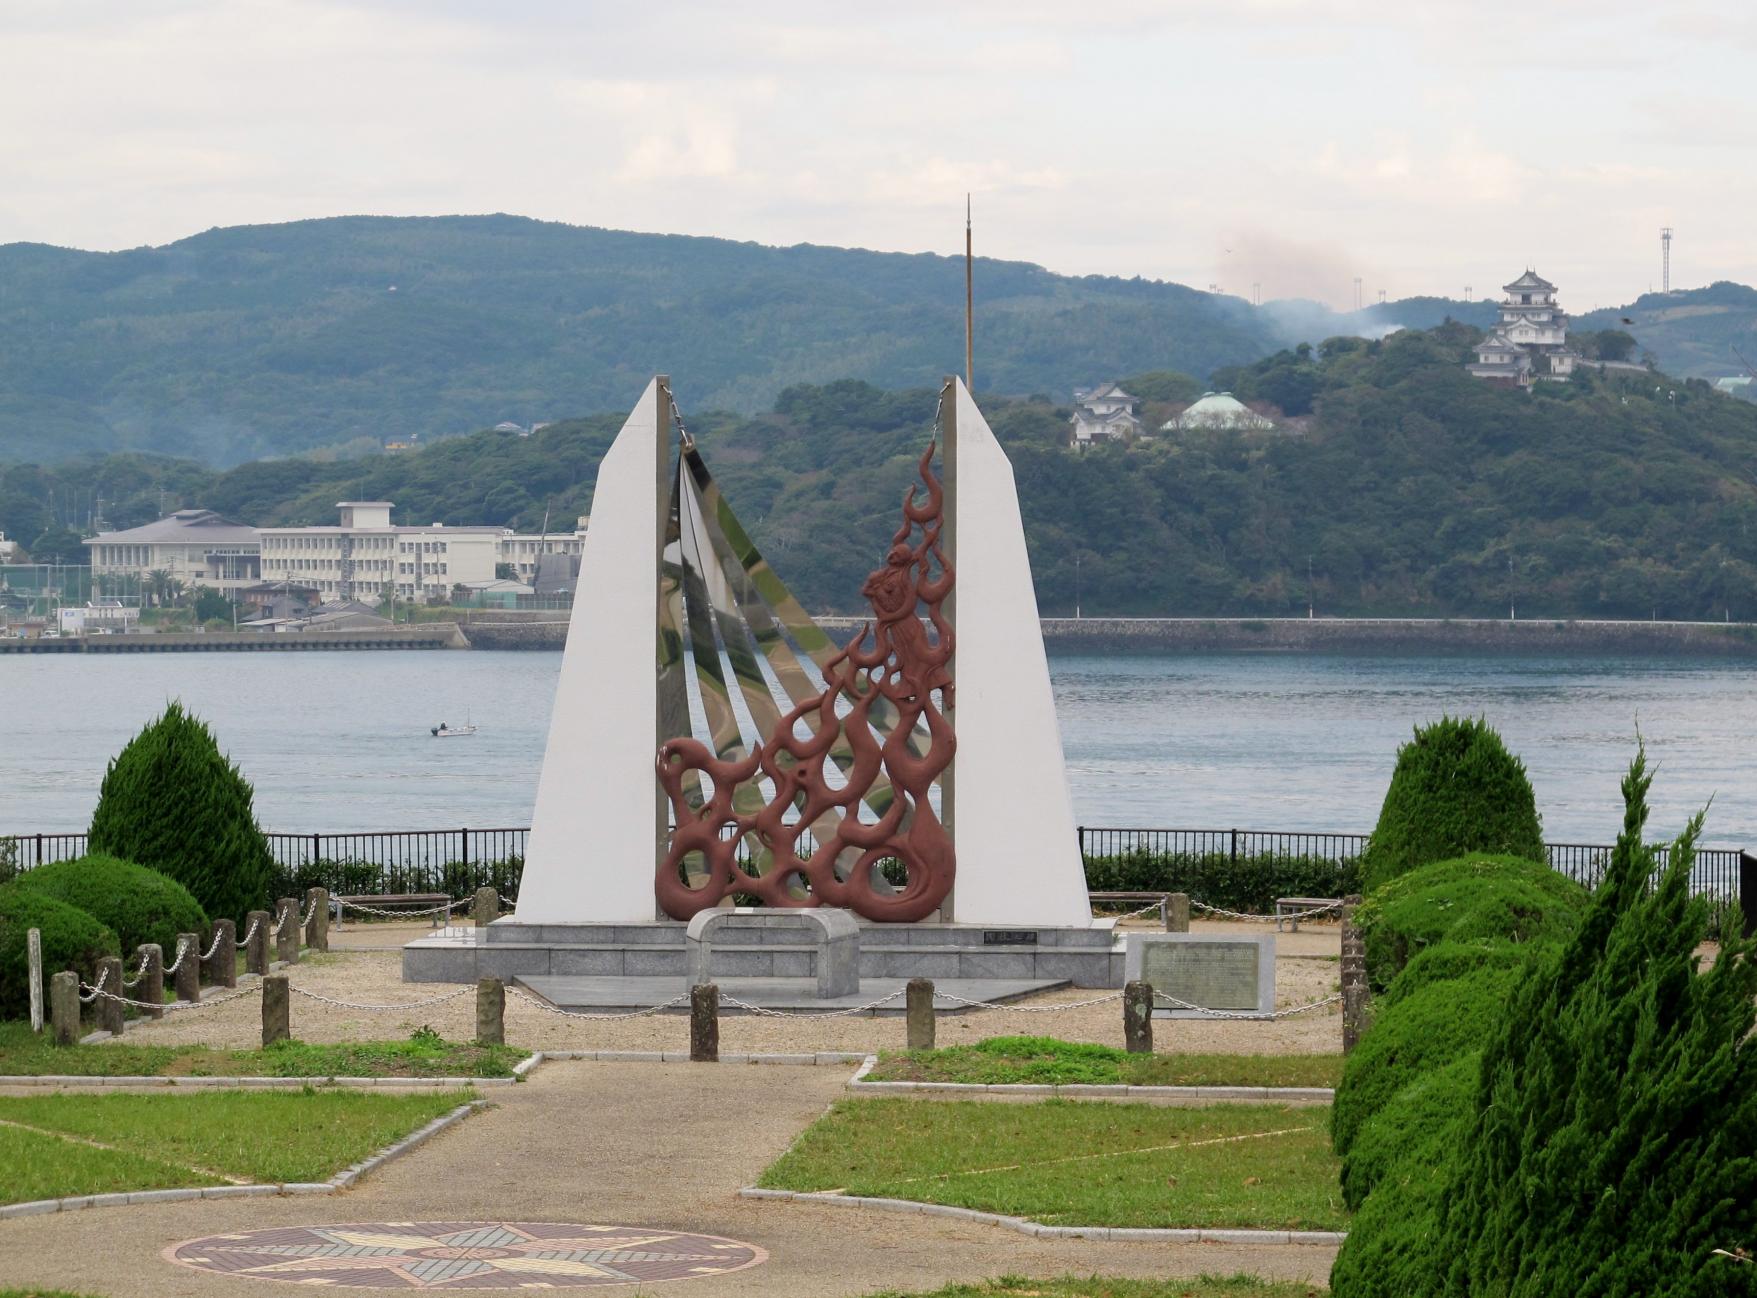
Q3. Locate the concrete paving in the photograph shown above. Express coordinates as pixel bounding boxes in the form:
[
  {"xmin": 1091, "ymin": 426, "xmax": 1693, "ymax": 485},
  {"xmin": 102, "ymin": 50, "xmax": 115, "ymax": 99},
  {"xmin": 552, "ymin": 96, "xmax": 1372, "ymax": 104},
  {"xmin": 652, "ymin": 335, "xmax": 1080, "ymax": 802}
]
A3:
[{"xmin": 0, "ymin": 1059, "xmax": 1339, "ymax": 1297}]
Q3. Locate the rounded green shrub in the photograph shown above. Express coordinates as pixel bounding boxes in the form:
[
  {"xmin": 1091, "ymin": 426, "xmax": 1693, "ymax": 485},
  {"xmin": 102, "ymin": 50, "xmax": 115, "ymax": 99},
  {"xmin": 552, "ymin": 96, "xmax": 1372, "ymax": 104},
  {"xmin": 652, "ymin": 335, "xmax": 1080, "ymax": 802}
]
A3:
[
  {"xmin": 87, "ymin": 702, "xmax": 274, "ymax": 921},
  {"xmin": 14, "ymin": 854, "xmax": 208, "ymax": 958},
  {"xmin": 1361, "ymin": 715, "xmax": 1544, "ymax": 893},
  {"xmin": 1341, "ymin": 1050, "xmax": 1478, "ymax": 1209},
  {"xmin": 1379, "ymin": 938, "xmax": 1535, "ymax": 1009},
  {"xmin": 1357, "ymin": 853, "xmax": 1588, "ymax": 987},
  {"xmin": 0, "ymin": 881, "xmax": 120, "ymax": 1020},
  {"xmin": 1331, "ymin": 960, "xmax": 1528, "ymax": 1155}
]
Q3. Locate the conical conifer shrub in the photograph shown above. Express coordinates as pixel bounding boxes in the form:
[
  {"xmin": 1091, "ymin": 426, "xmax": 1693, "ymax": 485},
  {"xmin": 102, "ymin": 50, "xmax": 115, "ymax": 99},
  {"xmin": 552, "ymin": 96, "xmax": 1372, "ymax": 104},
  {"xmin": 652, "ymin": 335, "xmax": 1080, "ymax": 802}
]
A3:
[
  {"xmin": 87, "ymin": 702, "xmax": 274, "ymax": 921},
  {"xmin": 1430, "ymin": 749, "xmax": 1757, "ymax": 1295}
]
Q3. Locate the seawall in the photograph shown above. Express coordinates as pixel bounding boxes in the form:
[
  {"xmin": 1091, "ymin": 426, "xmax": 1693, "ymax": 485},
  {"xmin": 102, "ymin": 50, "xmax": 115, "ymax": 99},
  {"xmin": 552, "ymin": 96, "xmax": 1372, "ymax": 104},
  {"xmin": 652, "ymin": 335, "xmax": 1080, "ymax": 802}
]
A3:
[{"xmin": 0, "ymin": 623, "xmax": 469, "ymax": 653}]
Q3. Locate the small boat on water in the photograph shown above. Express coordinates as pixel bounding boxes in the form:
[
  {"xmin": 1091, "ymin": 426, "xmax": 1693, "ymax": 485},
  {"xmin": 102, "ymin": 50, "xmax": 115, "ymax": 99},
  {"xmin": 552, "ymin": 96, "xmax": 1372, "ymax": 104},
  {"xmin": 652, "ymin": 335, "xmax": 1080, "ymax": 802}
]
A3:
[{"xmin": 431, "ymin": 718, "xmax": 478, "ymax": 738}]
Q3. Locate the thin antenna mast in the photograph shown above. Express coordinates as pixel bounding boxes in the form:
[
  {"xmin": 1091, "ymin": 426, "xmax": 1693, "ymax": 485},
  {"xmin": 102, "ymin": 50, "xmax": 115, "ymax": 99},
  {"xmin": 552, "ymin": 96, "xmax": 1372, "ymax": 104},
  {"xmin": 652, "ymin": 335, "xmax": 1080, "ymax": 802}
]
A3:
[{"xmin": 964, "ymin": 195, "xmax": 974, "ymax": 389}]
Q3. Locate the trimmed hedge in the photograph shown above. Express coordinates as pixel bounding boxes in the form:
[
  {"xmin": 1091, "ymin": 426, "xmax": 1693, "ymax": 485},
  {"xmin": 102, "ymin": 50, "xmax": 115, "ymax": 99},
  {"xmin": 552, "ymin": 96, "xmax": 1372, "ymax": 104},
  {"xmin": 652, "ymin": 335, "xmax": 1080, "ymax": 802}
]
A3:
[
  {"xmin": 1331, "ymin": 960, "xmax": 1526, "ymax": 1155},
  {"xmin": 1340, "ymin": 1050, "xmax": 1478, "ymax": 1210},
  {"xmin": 1355, "ymin": 853, "xmax": 1588, "ymax": 988},
  {"xmin": 14, "ymin": 854, "xmax": 208, "ymax": 959},
  {"xmin": 0, "ymin": 882, "xmax": 120, "ymax": 1020},
  {"xmin": 1082, "ymin": 849, "xmax": 1358, "ymax": 912},
  {"xmin": 1361, "ymin": 716, "xmax": 1544, "ymax": 893},
  {"xmin": 87, "ymin": 702, "xmax": 274, "ymax": 921},
  {"xmin": 1378, "ymin": 939, "xmax": 1533, "ymax": 1009}
]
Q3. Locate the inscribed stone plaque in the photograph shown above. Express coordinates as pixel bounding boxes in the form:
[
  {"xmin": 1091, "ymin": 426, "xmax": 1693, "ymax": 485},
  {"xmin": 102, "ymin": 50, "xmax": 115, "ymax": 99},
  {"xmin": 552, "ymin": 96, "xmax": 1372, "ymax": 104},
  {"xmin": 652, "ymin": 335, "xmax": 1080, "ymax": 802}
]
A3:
[{"xmin": 1123, "ymin": 933, "xmax": 1276, "ymax": 1018}]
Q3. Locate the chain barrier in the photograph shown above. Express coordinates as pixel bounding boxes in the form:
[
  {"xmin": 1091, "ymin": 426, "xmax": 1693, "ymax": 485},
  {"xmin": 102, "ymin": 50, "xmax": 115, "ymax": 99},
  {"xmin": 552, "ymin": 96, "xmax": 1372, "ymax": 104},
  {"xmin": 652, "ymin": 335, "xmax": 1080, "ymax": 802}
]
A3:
[
  {"xmin": 335, "ymin": 898, "xmax": 469, "ymax": 920},
  {"xmin": 119, "ymin": 952, "xmax": 147, "ymax": 989},
  {"xmin": 78, "ymin": 964, "xmax": 113, "ymax": 1004},
  {"xmin": 934, "ymin": 990, "xmax": 1127, "ymax": 1013},
  {"xmin": 1105, "ymin": 899, "xmax": 1167, "ymax": 921},
  {"xmin": 718, "ymin": 988, "xmax": 907, "ymax": 1019},
  {"xmin": 200, "ymin": 929, "xmax": 226, "ymax": 962},
  {"xmin": 507, "ymin": 986, "xmax": 691, "ymax": 1021},
  {"xmin": 1191, "ymin": 899, "xmax": 1343, "ymax": 923},
  {"xmin": 162, "ymin": 935, "xmax": 193, "ymax": 976},
  {"xmin": 287, "ymin": 985, "xmax": 473, "ymax": 1012},
  {"xmin": 239, "ymin": 916, "xmax": 263, "ymax": 946},
  {"xmin": 1152, "ymin": 989, "xmax": 1344, "ymax": 1020},
  {"xmin": 82, "ymin": 983, "xmax": 261, "ymax": 1014}
]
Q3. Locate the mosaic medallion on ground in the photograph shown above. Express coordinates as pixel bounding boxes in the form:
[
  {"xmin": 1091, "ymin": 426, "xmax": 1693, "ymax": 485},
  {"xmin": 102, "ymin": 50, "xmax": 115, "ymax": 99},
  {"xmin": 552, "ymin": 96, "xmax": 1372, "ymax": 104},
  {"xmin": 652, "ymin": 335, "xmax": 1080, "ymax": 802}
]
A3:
[{"xmin": 164, "ymin": 1222, "xmax": 768, "ymax": 1288}]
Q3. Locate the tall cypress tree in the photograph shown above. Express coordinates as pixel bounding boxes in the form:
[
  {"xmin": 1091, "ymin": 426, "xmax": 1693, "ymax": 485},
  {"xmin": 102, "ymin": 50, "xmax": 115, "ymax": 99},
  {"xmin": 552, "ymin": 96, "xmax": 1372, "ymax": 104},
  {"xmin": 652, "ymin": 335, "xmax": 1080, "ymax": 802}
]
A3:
[
  {"xmin": 88, "ymin": 702, "xmax": 274, "ymax": 922},
  {"xmin": 1432, "ymin": 749, "xmax": 1757, "ymax": 1296}
]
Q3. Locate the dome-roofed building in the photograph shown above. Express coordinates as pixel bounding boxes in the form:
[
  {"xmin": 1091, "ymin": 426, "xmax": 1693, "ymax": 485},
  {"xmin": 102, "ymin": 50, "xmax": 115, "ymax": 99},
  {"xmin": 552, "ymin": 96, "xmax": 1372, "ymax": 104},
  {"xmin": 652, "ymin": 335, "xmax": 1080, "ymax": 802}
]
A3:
[{"xmin": 1160, "ymin": 392, "xmax": 1276, "ymax": 432}]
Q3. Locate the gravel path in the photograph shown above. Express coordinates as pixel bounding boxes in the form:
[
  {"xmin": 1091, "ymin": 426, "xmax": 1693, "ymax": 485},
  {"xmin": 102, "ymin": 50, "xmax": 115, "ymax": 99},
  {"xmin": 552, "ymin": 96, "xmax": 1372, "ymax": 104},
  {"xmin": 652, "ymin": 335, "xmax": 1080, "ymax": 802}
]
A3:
[
  {"xmin": 114, "ymin": 918, "xmax": 1346, "ymax": 1058},
  {"xmin": 0, "ymin": 1059, "xmax": 1339, "ymax": 1297}
]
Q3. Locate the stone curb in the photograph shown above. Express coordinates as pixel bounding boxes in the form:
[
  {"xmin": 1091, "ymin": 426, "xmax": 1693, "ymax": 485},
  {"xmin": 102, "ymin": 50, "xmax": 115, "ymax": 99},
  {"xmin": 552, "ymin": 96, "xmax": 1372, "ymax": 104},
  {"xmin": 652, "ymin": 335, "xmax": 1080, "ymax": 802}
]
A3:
[
  {"xmin": 0, "ymin": 1073, "xmax": 520, "ymax": 1089},
  {"xmin": 846, "ymin": 1055, "xmax": 1334, "ymax": 1103},
  {"xmin": 0, "ymin": 1098, "xmax": 487, "ymax": 1219},
  {"xmin": 536, "ymin": 1050, "xmax": 867, "ymax": 1066},
  {"xmin": 737, "ymin": 1187, "xmax": 1346, "ymax": 1245}
]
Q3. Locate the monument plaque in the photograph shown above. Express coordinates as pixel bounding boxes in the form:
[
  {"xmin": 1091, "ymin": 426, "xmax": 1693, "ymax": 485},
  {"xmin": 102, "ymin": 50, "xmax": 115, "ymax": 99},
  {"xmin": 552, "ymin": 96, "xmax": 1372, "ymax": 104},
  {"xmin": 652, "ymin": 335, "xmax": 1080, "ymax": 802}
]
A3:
[{"xmin": 1124, "ymin": 933, "xmax": 1276, "ymax": 1019}]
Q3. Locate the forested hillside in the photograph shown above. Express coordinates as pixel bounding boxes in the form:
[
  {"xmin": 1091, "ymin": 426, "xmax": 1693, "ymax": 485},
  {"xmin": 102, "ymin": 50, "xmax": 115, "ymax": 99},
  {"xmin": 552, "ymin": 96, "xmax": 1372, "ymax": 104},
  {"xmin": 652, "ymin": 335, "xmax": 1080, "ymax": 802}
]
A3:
[
  {"xmin": 9, "ymin": 325, "xmax": 1757, "ymax": 620},
  {"xmin": 0, "ymin": 215, "xmax": 1285, "ymax": 465}
]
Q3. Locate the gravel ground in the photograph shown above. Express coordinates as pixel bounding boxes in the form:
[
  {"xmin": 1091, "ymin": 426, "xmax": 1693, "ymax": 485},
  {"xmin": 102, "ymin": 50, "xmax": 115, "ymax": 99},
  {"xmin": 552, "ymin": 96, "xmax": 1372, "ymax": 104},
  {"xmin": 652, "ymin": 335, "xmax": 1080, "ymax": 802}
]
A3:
[{"xmin": 107, "ymin": 917, "xmax": 1346, "ymax": 1058}]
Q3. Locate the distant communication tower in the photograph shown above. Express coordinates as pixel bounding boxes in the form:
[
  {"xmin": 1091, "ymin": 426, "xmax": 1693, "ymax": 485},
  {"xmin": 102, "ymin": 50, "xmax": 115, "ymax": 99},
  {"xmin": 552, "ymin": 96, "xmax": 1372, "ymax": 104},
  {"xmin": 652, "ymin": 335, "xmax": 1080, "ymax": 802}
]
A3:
[
  {"xmin": 1464, "ymin": 285, "xmax": 1473, "ymax": 302},
  {"xmin": 1378, "ymin": 288, "xmax": 1387, "ymax": 305},
  {"xmin": 1252, "ymin": 281, "xmax": 1261, "ymax": 306},
  {"xmin": 1661, "ymin": 227, "xmax": 1673, "ymax": 294}
]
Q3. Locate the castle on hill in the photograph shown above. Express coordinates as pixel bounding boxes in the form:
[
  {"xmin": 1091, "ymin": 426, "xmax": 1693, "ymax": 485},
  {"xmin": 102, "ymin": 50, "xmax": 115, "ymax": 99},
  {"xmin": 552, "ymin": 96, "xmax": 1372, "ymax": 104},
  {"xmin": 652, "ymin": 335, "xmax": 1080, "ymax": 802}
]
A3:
[{"xmin": 1467, "ymin": 270, "xmax": 1578, "ymax": 387}]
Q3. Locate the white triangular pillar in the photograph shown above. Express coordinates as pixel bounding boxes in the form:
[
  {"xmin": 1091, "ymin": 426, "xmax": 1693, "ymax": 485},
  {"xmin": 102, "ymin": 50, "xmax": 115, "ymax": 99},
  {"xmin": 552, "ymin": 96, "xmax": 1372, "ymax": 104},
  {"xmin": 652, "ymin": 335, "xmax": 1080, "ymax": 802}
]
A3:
[
  {"xmin": 517, "ymin": 378, "xmax": 669, "ymax": 923},
  {"xmin": 945, "ymin": 377, "xmax": 1094, "ymax": 927}
]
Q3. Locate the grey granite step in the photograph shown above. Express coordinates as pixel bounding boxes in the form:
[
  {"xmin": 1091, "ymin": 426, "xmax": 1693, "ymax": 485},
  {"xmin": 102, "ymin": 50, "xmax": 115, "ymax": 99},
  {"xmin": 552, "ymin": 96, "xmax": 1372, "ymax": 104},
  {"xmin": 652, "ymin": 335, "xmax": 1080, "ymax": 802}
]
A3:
[{"xmin": 515, "ymin": 974, "xmax": 1073, "ymax": 1015}]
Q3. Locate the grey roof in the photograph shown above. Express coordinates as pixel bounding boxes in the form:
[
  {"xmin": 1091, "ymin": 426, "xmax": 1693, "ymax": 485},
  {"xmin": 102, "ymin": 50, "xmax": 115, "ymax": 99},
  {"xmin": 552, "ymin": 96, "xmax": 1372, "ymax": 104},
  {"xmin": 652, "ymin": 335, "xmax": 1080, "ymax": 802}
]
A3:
[
  {"xmin": 1504, "ymin": 269, "xmax": 1556, "ymax": 291},
  {"xmin": 86, "ymin": 509, "xmax": 259, "ymax": 547}
]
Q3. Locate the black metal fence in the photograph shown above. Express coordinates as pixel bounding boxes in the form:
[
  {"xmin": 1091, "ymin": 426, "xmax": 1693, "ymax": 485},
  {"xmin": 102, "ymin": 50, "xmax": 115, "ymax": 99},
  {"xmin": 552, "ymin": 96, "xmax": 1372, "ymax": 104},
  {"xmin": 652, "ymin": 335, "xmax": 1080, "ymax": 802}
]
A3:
[{"xmin": 4, "ymin": 824, "xmax": 1749, "ymax": 912}]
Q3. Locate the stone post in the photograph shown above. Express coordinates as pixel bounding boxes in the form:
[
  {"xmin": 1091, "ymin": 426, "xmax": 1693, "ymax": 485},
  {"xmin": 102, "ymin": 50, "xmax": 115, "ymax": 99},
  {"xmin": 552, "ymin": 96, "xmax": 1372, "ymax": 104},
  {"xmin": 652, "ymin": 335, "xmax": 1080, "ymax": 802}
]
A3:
[
  {"xmin": 174, "ymin": 933, "xmax": 201, "ymax": 1004},
  {"xmin": 51, "ymin": 970, "xmax": 80, "ymax": 1046},
  {"xmin": 1123, "ymin": 979, "xmax": 1154, "ymax": 1054},
  {"xmin": 262, "ymin": 975, "xmax": 290, "ymax": 1046},
  {"xmin": 26, "ymin": 928, "xmax": 43, "ymax": 1033},
  {"xmin": 275, "ymin": 898, "xmax": 299, "ymax": 966},
  {"xmin": 245, "ymin": 910, "xmax": 270, "ymax": 975},
  {"xmin": 135, "ymin": 944, "xmax": 165, "ymax": 1020},
  {"xmin": 1165, "ymin": 892, "xmax": 1190, "ymax": 933},
  {"xmin": 305, "ymin": 888, "xmax": 330, "ymax": 953},
  {"xmin": 95, "ymin": 955, "xmax": 125, "ymax": 1037},
  {"xmin": 471, "ymin": 887, "xmax": 500, "ymax": 930},
  {"xmin": 1341, "ymin": 893, "xmax": 1368, "ymax": 1054},
  {"xmin": 204, "ymin": 919, "xmax": 237, "ymax": 989},
  {"xmin": 905, "ymin": 978, "xmax": 936, "ymax": 1051},
  {"xmin": 476, "ymin": 977, "xmax": 505, "ymax": 1046},
  {"xmin": 690, "ymin": 983, "xmax": 719, "ymax": 1062}
]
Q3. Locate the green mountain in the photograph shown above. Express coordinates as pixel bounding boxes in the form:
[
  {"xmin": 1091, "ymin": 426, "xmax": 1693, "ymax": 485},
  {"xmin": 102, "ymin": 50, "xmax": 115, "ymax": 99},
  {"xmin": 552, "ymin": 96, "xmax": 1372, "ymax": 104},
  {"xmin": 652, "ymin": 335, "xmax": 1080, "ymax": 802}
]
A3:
[
  {"xmin": 11, "ymin": 326, "xmax": 1757, "ymax": 620},
  {"xmin": 0, "ymin": 214, "xmax": 1290, "ymax": 466},
  {"xmin": 1576, "ymin": 282, "xmax": 1757, "ymax": 383}
]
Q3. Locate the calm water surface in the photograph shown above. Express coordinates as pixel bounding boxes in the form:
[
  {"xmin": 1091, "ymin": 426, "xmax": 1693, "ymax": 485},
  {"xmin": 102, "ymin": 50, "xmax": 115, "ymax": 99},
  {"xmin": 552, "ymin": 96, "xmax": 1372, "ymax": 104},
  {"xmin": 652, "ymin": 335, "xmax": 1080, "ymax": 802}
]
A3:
[{"xmin": 1, "ymin": 651, "xmax": 1752, "ymax": 845}]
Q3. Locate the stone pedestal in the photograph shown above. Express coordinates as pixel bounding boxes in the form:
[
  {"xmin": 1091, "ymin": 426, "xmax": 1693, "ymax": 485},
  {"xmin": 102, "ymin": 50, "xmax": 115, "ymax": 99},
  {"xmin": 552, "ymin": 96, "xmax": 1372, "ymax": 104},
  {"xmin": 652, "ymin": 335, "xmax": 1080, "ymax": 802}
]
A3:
[
  {"xmin": 906, "ymin": 978, "xmax": 936, "ymax": 1051},
  {"xmin": 690, "ymin": 983, "xmax": 719, "ymax": 1062},
  {"xmin": 472, "ymin": 887, "xmax": 500, "ymax": 929},
  {"xmin": 262, "ymin": 975, "xmax": 290, "ymax": 1045},
  {"xmin": 685, "ymin": 908, "xmax": 860, "ymax": 999},
  {"xmin": 1123, "ymin": 980, "xmax": 1154, "ymax": 1053},
  {"xmin": 50, "ymin": 971, "xmax": 80, "ymax": 1046},
  {"xmin": 95, "ymin": 956, "xmax": 124, "ymax": 1036}
]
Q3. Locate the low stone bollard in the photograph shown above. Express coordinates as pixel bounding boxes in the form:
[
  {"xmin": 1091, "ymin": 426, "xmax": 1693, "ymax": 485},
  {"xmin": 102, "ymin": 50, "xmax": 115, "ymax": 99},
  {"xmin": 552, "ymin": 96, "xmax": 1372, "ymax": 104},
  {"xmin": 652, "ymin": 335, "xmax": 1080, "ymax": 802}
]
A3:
[
  {"xmin": 245, "ymin": 910, "xmax": 271, "ymax": 975},
  {"xmin": 204, "ymin": 919, "xmax": 237, "ymax": 989},
  {"xmin": 1123, "ymin": 979, "xmax": 1154, "ymax": 1054},
  {"xmin": 690, "ymin": 983, "xmax": 719, "ymax": 1062},
  {"xmin": 51, "ymin": 970, "xmax": 80, "ymax": 1046},
  {"xmin": 305, "ymin": 887, "xmax": 330, "ymax": 953},
  {"xmin": 906, "ymin": 978, "xmax": 936, "ymax": 1051},
  {"xmin": 96, "ymin": 956, "xmax": 125, "ymax": 1037},
  {"xmin": 136, "ymin": 943, "xmax": 166, "ymax": 1021},
  {"xmin": 174, "ymin": 932, "xmax": 201, "ymax": 1004},
  {"xmin": 275, "ymin": 898, "xmax": 299, "ymax": 966},
  {"xmin": 476, "ymin": 977, "xmax": 505, "ymax": 1046},
  {"xmin": 471, "ymin": 887, "xmax": 500, "ymax": 930},
  {"xmin": 1165, "ymin": 892, "xmax": 1191, "ymax": 933},
  {"xmin": 27, "ymin": 928, "xmax": 43, "ymax": 1033},
  {"xmin": 262, "ymin": 975, "xmax": 290, "ymax": 1046},
  {"xmin": 1341, "ymin": 893, "xmax": 1368, "ymax": 1054}
]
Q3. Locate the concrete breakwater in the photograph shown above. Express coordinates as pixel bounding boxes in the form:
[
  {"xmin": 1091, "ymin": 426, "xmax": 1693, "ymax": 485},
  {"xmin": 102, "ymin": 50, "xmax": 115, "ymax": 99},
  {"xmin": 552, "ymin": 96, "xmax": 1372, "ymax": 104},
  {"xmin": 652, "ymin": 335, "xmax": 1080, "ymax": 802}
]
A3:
[{"xmin": 0, "ymin": 623, "xmax": 469, "ymax": 653}]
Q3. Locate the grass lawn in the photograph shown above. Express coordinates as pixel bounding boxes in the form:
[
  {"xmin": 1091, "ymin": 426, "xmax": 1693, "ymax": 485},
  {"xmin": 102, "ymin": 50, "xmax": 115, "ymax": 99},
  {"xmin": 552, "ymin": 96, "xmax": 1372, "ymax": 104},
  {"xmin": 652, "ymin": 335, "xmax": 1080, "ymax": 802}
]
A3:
[
  {"xmin": 0, "ymin": 1290, "xmax": 106, "ymax": 1298},
  {"xmin": 761, "ymin": 1098, "xmax": 1345, "ymax": 1231},
  {"xmin": 0, "ymin": 1021, "xmax": 528, "ymax": 1078},
  {"xmin": 0, "ymin": 1088, "xmax": 470, "ymax": 1204},
  {"xmin": 863, "ymin": 1279, "xmax": 1325, "ymax": 1298},
  {"xmin": 868, "ymin": 1037, "xmax": 1342, "ymax": 1089}
]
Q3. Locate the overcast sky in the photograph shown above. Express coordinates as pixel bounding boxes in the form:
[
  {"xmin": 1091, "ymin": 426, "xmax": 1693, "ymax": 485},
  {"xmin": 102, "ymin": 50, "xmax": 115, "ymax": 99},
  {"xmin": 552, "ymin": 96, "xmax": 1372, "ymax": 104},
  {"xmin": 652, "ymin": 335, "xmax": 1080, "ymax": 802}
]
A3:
[{"xmin": 1, "ymin": 1, "xmax": 1749, "ymax": 309}]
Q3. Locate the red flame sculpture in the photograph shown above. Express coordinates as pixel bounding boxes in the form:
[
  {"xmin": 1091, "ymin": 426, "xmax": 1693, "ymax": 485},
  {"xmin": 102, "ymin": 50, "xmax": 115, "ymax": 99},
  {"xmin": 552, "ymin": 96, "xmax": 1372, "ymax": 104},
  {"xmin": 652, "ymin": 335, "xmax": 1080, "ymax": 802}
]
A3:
[{"xmin": 656, "ymin": 439, "xmax": 955, "ymax": 922}]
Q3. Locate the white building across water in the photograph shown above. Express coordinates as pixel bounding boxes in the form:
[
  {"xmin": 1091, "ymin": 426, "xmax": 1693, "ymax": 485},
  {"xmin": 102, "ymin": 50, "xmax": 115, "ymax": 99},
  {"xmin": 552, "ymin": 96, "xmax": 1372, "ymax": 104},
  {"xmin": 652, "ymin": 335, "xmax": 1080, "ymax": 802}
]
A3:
[
  {"xmin": 259, "ymin": 502, "xmax": 502, "ymax": 605},
  {"xmin": 84, "ymin": 509, "xmax": 261, "ymax": 595}
]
